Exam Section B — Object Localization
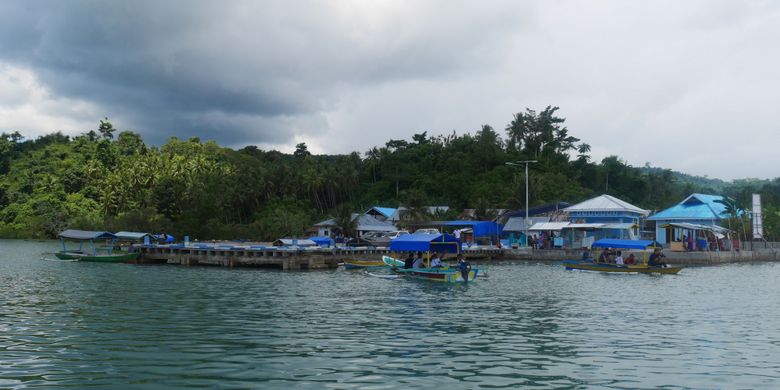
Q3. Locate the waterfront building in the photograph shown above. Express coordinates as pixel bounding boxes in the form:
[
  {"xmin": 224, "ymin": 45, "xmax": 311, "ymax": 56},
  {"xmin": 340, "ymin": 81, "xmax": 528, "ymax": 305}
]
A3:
[
  {"xmin": 365, "ymin": 206, "xmax": 450, "ymax": 225},
  {"xmin": 562, "ymin": 194, "xmax": 650, "ymax": 246},
  {"xmin": 502, "ymin": 202, "xmax": 571, "ymax": 246},
  {"xmin": 647, "ymin": 193, "xmax": 731, "ymax": 250},
  {"xmin": 365, "ymin": 206, "xmax": 398, "ymax": 222},
  {"xmin": 313, "ymin": 213, "xmax": 396, "ymax": 237}
]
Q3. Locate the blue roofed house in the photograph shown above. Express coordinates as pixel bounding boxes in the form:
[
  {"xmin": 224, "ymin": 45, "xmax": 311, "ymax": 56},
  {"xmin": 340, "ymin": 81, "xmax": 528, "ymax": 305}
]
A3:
[
  {"xmin": 365, "ymin": 206, "xmax": 398, "ymax": 222},
  {"xmin": 562, "ymin": 194, "xmax": 650, "ymax": 247},
  {"xmin": 647, "ymin": 194, "xmax": 731, "ymax": 250}
]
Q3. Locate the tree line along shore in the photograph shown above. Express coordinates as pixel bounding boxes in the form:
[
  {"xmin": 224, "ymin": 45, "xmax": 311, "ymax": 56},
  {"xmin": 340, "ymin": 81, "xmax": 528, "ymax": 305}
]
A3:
[{"xmin": 0, "ymin": 107, "xmax": 777, "ymax": 241}]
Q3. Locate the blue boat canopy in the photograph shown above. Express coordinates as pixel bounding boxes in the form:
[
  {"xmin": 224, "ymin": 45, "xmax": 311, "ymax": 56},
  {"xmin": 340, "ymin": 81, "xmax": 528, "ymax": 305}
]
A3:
[
  {"xmin": 445, "ymin": 221, "xmax": 503, "ymax": 237},
  {"xmin": 389, "ymin": 233, "xmax": 461, "ymax": 253},
  {"xmin": 59, "ymin": 230, "xmax": 117, "ymax": 240},
  {"xmin": 591, "ymin": 239, "xmax": 655, "ymax": 249}
]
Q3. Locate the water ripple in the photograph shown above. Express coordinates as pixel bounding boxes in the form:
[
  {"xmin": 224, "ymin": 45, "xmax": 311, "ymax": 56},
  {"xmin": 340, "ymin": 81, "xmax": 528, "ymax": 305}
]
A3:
[{"xmin": 2, "ymin": 241, "xmax": 780, "ymax": 388}]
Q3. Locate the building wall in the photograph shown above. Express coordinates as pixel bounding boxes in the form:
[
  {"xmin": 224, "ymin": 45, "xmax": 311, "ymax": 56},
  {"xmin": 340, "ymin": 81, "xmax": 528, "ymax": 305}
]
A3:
[{"xmin": 653, "ymin": 219, "xmax": 723, "ymax": 245}]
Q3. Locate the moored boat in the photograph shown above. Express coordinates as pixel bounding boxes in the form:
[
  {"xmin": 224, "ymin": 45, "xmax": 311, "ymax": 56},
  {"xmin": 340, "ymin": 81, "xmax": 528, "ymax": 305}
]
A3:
[
  {"xmin": 562, "ymin": 260, "xmax": 681, "ymax": 274},
  {"xmin": 383, "ymin": 255, "xmax": 479, "ymax": 282},
  {"xmin": 343, "ymin": 259, "xmax": 387, "ymax": 269},
  {"xmin": 56, "ymin": 230, "xmax": 139, "ymax": 263},
  {"xmin": 564, "ymin": 239, "xmax": 682, "ymax": 275},
  {"xmin": 386, "ymin": 233, "xmax": 479, "ymax": 283}
]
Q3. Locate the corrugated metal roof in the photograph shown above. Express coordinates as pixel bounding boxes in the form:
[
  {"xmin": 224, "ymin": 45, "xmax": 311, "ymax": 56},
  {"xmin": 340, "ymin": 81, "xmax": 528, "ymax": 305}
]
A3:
[
  {"xmin": 504, "ymin": 217, "xmax": 525, "ymax": 232},
  {"xmin": 648, "ymin": 193, "xmax": 729, "ymax": 221},
  {"xmin": 58, "ymin": 230, "xmax": 116, "ymax": 240},
  {"xmin": 564, "ymin": 194, "xmax": 649, "ymax": 215},
  {"xmin": 114, "ymin": 231, "xmax": 152, "ymax": 240},
  {"xmin": 314, "ymin": 214, "xmax": 396, "ymax": 232},
  {"xmin": 529, "ymin": 222, "xmax": 570, "ymax": 231},
  {"xmin": 659, "ymin": 222, "xmax": 730, "ymax": 233},
  {"xmin": 603, "ymin": 223, "xmax": 637, "ymax": 230},
  {"xmin": 367, "ymin": 206, "xmax": 397, "ymax": 218},
  {"xmin": 565, "ymin": 223, "xmax": 607, "ymax": 229}
]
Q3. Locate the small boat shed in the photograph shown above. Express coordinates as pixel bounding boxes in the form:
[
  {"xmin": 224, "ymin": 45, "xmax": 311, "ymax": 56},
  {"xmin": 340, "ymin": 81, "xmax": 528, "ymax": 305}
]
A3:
[
  {"xmin": 59, "ymin": 230, "xmax": 118, "ymax": 254},
  {"xmin": 114, "ymin": 231, "xmax": 154, "ymax": 244}
]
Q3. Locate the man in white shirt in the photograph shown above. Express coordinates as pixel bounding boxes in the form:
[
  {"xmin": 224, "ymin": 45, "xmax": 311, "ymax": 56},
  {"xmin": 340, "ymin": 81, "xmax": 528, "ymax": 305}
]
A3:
[
  {"xmin": 430, "ymin": 253, "xmax": 443, "ymax": 268},
  {"xmin": 614, "ymin": 251, "xmax": 624, "ymax": 265}
]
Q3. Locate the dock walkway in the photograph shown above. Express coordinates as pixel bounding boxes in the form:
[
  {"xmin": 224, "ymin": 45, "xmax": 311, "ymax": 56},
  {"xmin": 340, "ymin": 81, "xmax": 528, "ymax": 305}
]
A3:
[{"xmin": 138, "ymin": 245, "xmax": 505, "ymax": 270}]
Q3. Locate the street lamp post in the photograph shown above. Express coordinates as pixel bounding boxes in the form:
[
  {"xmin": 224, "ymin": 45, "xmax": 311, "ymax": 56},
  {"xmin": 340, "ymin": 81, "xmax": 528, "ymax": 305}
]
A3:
[{"xmin": 506, "ymin": 160, "xmax": 537, "ymax": 246}]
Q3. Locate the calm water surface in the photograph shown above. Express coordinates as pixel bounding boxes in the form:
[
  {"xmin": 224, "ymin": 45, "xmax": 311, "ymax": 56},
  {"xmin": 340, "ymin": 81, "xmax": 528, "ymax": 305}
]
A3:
[{"xmin": 1, "ymin": 239, "xmax": 780, "ymax": 389}]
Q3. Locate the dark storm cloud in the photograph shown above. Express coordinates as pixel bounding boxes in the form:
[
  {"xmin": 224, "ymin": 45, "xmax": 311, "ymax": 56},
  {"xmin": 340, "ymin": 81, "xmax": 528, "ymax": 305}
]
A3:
[
  {"xmin": 1, "ymin": 1, "xmax": 777, "ymax": 179},
  {"xmin": 0, "ymin": 0, "xmax": 523, "ymax": 146}
]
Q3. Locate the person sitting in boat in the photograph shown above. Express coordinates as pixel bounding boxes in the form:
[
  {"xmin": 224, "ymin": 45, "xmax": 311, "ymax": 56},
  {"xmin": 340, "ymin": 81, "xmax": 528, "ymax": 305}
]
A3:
[
  {"xmin": 614, "ymin": 251, "xmax": 624, "ymax": 265},
  {"xmin": 404, "ymin": 252, "xmax": 415, "ymax": 269},
  {"xmin": 581, "ymin": 247, "xmax": 592, "ymax": 262},
  {"xmin": 412, "ymin": 252, "xmax": 425, "ymax": 269},
  {"xmin": 648, "ymin": 248, "xmax": 667, "ymax": 268},
  {"xmin": 624, "ymin": 253, "xmax": 636, "ymax": 265},
  {"xmin": 430, "ymin": 252, "xmax": 443, "ymax": 268},
  {"xmin": 598, "ymin": 249, "xmax": 608, "ymax": 263}
]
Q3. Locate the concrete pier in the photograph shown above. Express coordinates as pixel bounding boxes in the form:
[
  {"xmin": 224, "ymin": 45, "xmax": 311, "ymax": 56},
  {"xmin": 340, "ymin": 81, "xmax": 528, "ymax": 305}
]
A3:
[
  {"xmin": 134, "ymin": 244, "xmax": 780, "ymax": 270},
  {"xmin": 136, "ymin": 245, "xmax": 506, "ymax": 270}
]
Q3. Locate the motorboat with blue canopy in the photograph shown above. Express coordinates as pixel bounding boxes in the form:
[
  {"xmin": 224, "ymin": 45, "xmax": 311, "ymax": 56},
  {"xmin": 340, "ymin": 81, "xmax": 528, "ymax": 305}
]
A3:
[
  {"xmin": 563, "ymin": 238, "xmax": 681, "ymax": 274},
  {"xmin": 56, "ymin": 230, "xmax": 139, "ymax": 263},
  {"xmin": 389, "ymin": 232, "xmax": 461, "ymax": 253},
  {"xmin": 384, "ymin": 233, "xmax": 477, "ymax": 282},
  {"xmin": 591, "ymin": 239, "xmax": 655, "ymax": 249}
]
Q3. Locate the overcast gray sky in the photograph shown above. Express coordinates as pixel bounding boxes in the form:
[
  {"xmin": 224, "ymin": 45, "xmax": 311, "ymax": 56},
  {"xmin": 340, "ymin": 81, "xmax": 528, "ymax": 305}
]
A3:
[{"xmin": 0, "ymin": 0, "xmax": 777, "ymax": 180}]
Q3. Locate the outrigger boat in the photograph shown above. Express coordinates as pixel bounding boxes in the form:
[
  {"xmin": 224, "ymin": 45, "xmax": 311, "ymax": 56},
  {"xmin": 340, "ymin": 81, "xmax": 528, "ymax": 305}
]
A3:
[
  {"xmin": 343, "ymin": 259, "xmax": 388, "ymax": 269},
  {"xmin": 563, "ymin": 239, "xmax": 681, "ymax": 275},
  {"xmin": 384, "ymin": 233, "xmax": 479, "ymax": 283},
  {"xmin": 56, "ymin": 230, "xmax": 139, "ymax": 263}
]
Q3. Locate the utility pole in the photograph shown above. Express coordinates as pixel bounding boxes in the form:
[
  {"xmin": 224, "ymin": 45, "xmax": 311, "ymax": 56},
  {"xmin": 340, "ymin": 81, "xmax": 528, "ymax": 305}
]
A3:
[{"xmin": 506, "ymin": 160, "xmax": 537, "ymax": 246}]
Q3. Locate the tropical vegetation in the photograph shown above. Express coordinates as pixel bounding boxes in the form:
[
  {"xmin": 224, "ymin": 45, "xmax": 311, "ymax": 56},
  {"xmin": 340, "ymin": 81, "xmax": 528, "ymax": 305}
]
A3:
[{"xmin": 1, "ymin": 108, "xmax": 777, "ymax": 241}]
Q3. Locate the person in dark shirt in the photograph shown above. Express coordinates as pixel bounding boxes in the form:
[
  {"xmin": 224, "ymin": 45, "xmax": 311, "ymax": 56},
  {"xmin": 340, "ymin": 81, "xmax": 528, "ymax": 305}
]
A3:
[
  {"xmin": 456, "ymin": 253, "xmax": 471, "ymax": 282},
  {"xmin": 581, "ymin": 247, "xmax": 592, "ymax": 262},
  {"xmin": 403, "ymin": 252, "xmax": 414, "ymax": 269},
  {"xmin": 598, "ymin": 249, "xmax": 608, "ymax": 263},
  {"xmin": 648, "ymin": 248, "xmax": 667, "ymax": 267}
]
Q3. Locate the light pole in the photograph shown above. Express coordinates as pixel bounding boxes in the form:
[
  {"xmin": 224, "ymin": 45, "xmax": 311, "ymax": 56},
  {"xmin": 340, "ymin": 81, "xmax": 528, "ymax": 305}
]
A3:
[{"xmin": 506, "ymin": 160, "xmax": 537, "ymax": 246}]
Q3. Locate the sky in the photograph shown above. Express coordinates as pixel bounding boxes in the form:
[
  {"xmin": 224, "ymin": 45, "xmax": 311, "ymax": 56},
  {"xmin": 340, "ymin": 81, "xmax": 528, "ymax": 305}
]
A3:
[{"xmin": 0, "ymin": 0, "xmax": 778, "ymax": 181}]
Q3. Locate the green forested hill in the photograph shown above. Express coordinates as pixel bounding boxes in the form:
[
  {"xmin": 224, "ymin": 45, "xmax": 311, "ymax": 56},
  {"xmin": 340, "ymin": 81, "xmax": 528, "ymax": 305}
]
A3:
[{"xmin": 1, "ymin": 109, "xmax": 778, "ymax": 240}]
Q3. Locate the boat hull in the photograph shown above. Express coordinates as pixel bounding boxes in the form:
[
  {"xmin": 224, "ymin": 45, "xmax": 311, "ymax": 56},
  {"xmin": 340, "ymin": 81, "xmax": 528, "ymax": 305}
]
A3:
[
  {"xmin": 381, "ymin": 256, "xmax": 405, "ymax": 268},
  {"xmin": 55, "ymin": 251, "xmax": 139, "ymax": 263},
  {"xmin": 563, "ymin": 260, "xmax": 681, "ymax": 275},
  {"xmin": 343, "ymin": 259, "xmax": 387, "ymax": 269},
  {"xmin": 382, "ymin": 256, "xmax": 478, "ymax": 282}
]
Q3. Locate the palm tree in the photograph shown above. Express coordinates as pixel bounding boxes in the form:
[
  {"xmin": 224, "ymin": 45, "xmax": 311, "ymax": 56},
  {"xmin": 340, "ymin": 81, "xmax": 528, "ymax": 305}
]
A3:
[
  {"xmin": 334, "ymin": 204, "xmax": 358, "ymax": 239},
  {"xmin": 715, "ymin": 197, "xmax": 747, "ymax": 242}
]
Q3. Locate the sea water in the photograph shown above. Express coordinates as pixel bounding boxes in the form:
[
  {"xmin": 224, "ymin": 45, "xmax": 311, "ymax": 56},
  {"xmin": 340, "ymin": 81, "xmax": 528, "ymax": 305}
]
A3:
[{"xmin": 1, "ymin": 239, "xmax": 779, "ymax": 389}]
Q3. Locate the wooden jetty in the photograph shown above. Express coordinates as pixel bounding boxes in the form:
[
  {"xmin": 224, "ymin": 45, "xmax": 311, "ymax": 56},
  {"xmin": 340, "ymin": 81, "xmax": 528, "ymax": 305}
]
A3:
[{"xmin": 137, "ymin": 245, "xmax": 506, "ymax": 270}]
